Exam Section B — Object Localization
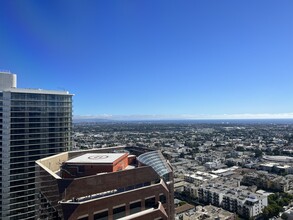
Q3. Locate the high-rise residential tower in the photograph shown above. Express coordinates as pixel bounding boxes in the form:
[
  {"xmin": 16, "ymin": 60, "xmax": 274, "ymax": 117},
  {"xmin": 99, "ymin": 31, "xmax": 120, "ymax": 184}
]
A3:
[{"xmin": 0, "ymin": 72, "xmax": 73, "ymax": 219}]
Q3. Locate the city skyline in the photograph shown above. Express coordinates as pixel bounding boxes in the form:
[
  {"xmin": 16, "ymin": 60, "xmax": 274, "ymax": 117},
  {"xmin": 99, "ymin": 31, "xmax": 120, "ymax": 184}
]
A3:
[{"xmin": 0, "ymin": 0, "xmax": 292, "ymax": 119}]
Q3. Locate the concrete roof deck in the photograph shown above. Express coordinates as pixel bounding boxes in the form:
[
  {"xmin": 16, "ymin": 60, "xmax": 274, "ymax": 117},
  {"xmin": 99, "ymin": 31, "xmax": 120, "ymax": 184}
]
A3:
[{"xmin": 66, "ymin": 153, "xmax": 127, "ymax": 164}]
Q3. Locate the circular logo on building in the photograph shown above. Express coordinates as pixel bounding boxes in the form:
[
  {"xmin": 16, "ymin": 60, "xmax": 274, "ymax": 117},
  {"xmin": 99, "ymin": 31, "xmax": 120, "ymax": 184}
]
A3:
[{"xmin": 88, "ymin": 155, "xmax": 109, "ymax": 160}]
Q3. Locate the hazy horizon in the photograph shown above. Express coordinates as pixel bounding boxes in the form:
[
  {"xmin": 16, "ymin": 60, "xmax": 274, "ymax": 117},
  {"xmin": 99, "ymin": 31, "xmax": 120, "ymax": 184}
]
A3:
[{"xmin": 73, "ymin": 113, "xmax": 293, "ymax": 121}]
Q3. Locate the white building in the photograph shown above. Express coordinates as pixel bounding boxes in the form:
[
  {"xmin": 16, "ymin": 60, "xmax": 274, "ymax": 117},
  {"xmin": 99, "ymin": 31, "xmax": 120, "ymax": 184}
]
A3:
[
  {"xmin": 0, "ymin": 72, "xmax": 16, "ymax": 90},
  {"xmin": 198, "ymin": 183, "xmax": 268, "ymax": 218},
  {"xmin": 0, "ymin": 72, "xmax": 73, "ymax": 219},
  {"xmin": 184, "ymin": 171, "xmax": 218, "ymax": 185}
]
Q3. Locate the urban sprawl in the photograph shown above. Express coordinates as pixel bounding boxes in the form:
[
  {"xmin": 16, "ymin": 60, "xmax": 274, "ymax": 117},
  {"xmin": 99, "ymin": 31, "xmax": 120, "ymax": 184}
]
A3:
[{"xmin": 73, "ymin": 121, "xmax": 293, "ymax": 219}]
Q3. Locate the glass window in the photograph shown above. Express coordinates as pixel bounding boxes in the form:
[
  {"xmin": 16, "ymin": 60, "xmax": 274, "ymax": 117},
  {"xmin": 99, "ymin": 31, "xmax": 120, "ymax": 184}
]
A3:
[
  {"xmin": 145, "ymin": 197, "xmax": 156, "ymax": 209},
  {"xmin": 78, "ymin": 166, "xmax": 85, "ymax": 173},
  {"xmin": 130, "ymin": 201, "xmax": 141, "ymax": 214},
  {"xmin": 113, "ymin": 205, "xmax": 125, "ymax": 219},
  {"xmin": 94, "ymin": 210, "xmax": 108, "ymax": 220},
  {"xmin": 137, "ymin": 151, "xmax": 171, "ymax": 180},
  {"xmin": 159, "ymin": 194, "xmax": 166, "ymax": 204}
]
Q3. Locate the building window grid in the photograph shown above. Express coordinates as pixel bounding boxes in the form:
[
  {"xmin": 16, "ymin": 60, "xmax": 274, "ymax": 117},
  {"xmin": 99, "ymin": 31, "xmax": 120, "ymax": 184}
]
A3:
[{"xmin": 1, "ymin": 90, "xmax": 72, "ymax": 219}]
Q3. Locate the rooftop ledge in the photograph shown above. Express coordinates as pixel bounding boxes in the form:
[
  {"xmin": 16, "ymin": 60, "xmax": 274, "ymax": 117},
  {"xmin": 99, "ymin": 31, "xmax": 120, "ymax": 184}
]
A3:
[
  {"xmin": 5, "ymin": 87, "xmax": 73, "ymax": 95},
  {"xmin": 60, "ymin": 179, "xmax": 166, "ymax": 205}
]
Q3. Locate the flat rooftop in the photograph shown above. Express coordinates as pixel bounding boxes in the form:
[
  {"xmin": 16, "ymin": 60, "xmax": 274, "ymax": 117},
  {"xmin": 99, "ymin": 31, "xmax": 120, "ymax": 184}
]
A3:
[
  {"xmin": 7, "ymin": 87, "xmax": 71, "ymax": 95},
  {"xmin": 66, "ymin": 153, "xmax": 127, "ymax": 164}
]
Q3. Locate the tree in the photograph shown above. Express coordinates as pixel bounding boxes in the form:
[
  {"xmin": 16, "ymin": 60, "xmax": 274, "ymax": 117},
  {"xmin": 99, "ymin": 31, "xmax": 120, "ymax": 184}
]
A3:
[
  {"xmin": 281, "ymin": 213, "xmax": 289, "ymax": 220},
  {"xmin": 179, "ymin": 152, "xmax": 185, "ymax": 158},
  {"xmin": 254, "ymin": 149, "xmax": 263, "ymax": 158},
  {"xmin": 262, "ymin": 193, "xmax": 289, "ymax": 218}
]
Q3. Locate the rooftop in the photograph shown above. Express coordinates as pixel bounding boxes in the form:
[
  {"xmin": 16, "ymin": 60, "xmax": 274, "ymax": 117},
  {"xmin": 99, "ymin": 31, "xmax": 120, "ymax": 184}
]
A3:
[
  {"xmin": 66, "ymin": 153, "xmax": 127, "ymax": 164},
  {"xmin": 200, "ymin": 183, "xmax": 266, "ymax": 202},
  {"xmin": 7, "ymin": 87, "xmax": 71, "ymax": 95},
  {"xmin": 211, "ymin": 166, "xmax": 238, "ymax": 174},
  {"xmin": 175, "ymin": 203, "xmax": 195, "ymax": 214}
]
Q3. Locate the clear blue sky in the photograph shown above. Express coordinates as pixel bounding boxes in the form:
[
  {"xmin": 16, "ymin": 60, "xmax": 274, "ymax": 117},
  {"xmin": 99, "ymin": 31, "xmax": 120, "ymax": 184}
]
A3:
[{"xmin": 0, "ymin": 0, "xmax": 292, "ymax": 119}]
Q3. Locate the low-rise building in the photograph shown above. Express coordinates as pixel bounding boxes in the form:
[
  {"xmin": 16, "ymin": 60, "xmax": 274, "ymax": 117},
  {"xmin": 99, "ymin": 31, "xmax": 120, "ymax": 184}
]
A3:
[
  {"xmin": 179, "ymin": 205, "xmax": 235, "ymax": 220},
  {"xmin": 210, "ymin": 166, "xmax": 239, "ymax": 177},
  {"xmin": 259, "ymin": 162, "xmax": 293, "ymax": 175},
  {"xmin": 241, "ymin": 171, "xmax": 293, "ymax": 192},
  {"xmin": 184, "ymin": 171, "xmax": 218, "ymax": 186},
  {"xmin": 184, "ymin": 184, "xmax": 198, "ymax": 199},
  {"xmin": 198, "ymin": 183, "xmax": 267, "ymax": 218}
]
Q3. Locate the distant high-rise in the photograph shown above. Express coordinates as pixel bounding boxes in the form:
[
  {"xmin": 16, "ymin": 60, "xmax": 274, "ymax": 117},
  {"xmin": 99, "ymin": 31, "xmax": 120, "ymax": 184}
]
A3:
[{"xmin": 0, "ymin": 72, "xmax": 73, "ymax": 219}]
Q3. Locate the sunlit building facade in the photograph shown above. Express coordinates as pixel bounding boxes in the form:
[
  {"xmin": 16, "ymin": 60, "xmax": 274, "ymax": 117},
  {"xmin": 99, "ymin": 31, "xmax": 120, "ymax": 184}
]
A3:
[
  {"xmin": 0, "ymin": 72, "xmax": 73, "ymax": 219},
  {"xmin": 36, "ymin": 147, "xmax": 174, "ymax": 220}
]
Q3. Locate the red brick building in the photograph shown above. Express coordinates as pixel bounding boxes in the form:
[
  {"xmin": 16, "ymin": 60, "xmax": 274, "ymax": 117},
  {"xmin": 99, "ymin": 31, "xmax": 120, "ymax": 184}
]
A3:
[
  {"xmin": 61, "ymin": 153, "xmax": 130, "ymax": 178},
  {"xmin": 36, "ymin": 147, "xmax": 174, "ymax": 220}
]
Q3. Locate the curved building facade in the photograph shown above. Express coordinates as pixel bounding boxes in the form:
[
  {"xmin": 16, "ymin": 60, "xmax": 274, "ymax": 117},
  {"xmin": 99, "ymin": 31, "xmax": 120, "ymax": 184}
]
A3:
[
  {"xmin": 137, "ymin": 151, "xmax": 173, "ymax": 181},
  {"xmin": 36, "ymin": 147, "xmax": 174, "ymax": 220}
]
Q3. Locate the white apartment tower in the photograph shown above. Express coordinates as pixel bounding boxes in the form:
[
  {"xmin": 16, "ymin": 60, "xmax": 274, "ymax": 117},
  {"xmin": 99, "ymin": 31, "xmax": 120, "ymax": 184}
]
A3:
[{"xmin": 0, "ymin": 72, "xmax": 73, "ymax": 219}]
